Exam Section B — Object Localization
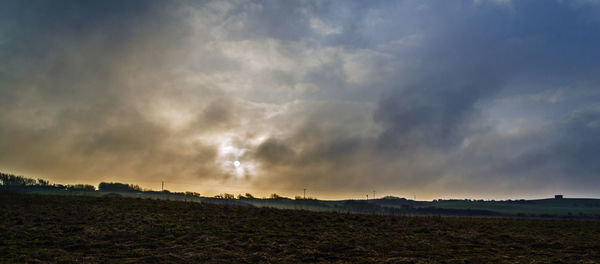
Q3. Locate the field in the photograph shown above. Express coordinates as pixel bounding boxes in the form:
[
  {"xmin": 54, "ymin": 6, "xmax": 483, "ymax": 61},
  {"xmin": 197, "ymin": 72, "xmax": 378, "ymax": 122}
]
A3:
[
  {"xmin": 2, "ymin": 193, "xmax": 600, "ymax": 263},
  {"xmin": 431, "ymin": 199, "xmax": 600, "ymax": 217}
]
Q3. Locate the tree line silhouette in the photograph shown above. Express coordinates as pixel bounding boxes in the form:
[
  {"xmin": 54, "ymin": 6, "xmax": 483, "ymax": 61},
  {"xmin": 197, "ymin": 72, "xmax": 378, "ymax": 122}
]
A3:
[
  {"xmin": 98, "ymin": 182, "xmax": 142, "ymax": 192},
  {"xmin": 0, "ymin": 171, "xmax": 204, "ymax": 198},
  {"xmin": 0, "ymin": 172, "xmax": 95, "ymax": 191}
]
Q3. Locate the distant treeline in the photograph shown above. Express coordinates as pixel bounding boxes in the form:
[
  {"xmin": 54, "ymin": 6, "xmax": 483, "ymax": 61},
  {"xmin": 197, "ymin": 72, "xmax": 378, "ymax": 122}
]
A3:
[
  {"xmin": 0, "ymin": 172, "xmax": 95, "ymax": 191},
  {"xmin": 0, "ymin": 171, "xmax": 202, "ymax": 197},
  {"xmin": 98, "ymin": 182, "xmax": 141, "ymax": 192},
  {"xmin": 211, "ymin": 192, "xmax": 321, "ymax": 200},
  {"xmin": 1, "ymin": 171, "xmax": 306, "ymax": 201},
  {"xmin": 0, "ymin": 172, "xmax": 149, "ymax": 193}
]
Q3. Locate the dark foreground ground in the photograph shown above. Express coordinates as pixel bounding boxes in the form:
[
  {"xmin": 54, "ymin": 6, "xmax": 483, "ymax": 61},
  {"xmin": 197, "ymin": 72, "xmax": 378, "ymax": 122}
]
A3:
[{"xmin": 1, "ymin": 193, "xmax": 600, "ymax": 263}]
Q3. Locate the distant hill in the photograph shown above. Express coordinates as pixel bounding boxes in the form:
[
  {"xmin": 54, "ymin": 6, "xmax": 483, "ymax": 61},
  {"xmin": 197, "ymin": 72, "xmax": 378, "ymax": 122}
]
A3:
[{"xmin": 2, "ymin": 171, "xmax": 599, "ymax": 218}]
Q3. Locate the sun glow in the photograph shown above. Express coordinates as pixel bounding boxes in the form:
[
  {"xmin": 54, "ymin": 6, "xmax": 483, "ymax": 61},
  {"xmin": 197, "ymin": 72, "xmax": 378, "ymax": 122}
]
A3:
[{"xmin": 210, "ymin": 133, "xmax": 259, "ymax": 178}]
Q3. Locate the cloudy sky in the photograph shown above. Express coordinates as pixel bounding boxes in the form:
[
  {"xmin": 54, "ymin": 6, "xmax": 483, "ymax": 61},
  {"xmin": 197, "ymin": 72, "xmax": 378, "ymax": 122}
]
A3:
[{"xmin": 1, "ymin": 0, "xmax": 600, "ymax": 200}]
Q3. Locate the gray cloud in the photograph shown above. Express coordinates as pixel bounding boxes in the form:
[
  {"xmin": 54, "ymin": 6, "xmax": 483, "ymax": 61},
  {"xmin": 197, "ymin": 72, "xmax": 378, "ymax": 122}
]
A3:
[
  {"xmin": 2, "ymin": 0, "xmax": 600, "ymax": 199},
  {"xmin": 0, "ymin": 0, "xmax": 222, "ymax": 186}
]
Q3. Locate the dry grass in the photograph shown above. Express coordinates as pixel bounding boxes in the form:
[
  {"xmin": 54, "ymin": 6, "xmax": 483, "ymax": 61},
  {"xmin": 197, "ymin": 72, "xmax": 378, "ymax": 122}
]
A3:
[{"xmin": 2, "ymin": 192, "xmax": 600, "ymax": 263}]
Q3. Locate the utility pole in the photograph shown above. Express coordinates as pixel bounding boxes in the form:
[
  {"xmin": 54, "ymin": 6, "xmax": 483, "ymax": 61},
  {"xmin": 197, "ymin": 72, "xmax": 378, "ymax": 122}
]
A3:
[
  {"xmin": 373, "ymin": 190, "xmax": 376, "ymax": 199},
  {"xmin": 162, "ymin": 181, "xmax": 164, "ymax": 192},
  {"xmin": 303, "ymin": 188, "xmax": 306, "ymax": 199},
  {"xmin": 413, "ymin": 194, "xmax": 416, "ymax": 201}
]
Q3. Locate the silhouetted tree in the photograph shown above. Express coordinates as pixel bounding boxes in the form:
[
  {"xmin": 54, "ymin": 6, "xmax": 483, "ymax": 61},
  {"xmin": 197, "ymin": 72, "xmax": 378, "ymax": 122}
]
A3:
[
  {"xmin": 214, "ymin": 193, "xmax": 235, "ymax": 199},
  {"xmin": 66, "ymin": 184, "xmax": 95, "ymax": 191},
  {"xmin": 185, "ymin": 191, "xmax": 201, "ymax": 197},
  {"xmin": 0, "ymin": 172, "xmax": 36, "ymax": 186},
  {"xmin": 98, "ymin": 182, "xmax": 142, "ymax": 192},
  {"xmin": 37, "ymin": 178, "xmax": 50, "ymax": 186}
]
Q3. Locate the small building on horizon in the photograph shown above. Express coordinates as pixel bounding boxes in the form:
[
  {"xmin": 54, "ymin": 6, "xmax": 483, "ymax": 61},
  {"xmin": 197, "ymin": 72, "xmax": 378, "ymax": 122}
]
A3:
[{"xmin": 555, "ymin": 194, "xmax": 564, "ymax": 199}]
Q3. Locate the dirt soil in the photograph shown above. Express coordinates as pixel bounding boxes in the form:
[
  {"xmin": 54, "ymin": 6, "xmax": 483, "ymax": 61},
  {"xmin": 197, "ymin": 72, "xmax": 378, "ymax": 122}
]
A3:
[{"xmin": 2, "ymin": 193, "xmax": 599, "ymax": 263}]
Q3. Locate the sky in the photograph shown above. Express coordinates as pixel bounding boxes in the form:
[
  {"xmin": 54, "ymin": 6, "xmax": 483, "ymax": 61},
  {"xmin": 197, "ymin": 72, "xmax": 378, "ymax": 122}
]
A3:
[{"xmin": 1, "ymin": 0, "xmax": 600, "ymax": 200}]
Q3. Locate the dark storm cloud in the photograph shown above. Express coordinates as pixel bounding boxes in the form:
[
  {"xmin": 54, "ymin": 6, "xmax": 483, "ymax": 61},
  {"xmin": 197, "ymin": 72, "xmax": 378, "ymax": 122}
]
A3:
[
  {"xmin": 247, "ymin": 0, "xmax": 600, "ymax": 198},
  {"xmin": 374, "ymin": 70, "xmax": 503, "ymax": 150},
  {"xmin": 254, "ymin": 138, "xmax": 295, "ymax": 165}
]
